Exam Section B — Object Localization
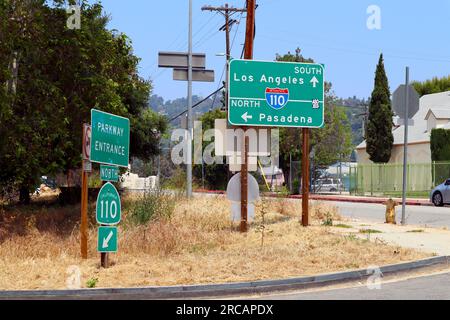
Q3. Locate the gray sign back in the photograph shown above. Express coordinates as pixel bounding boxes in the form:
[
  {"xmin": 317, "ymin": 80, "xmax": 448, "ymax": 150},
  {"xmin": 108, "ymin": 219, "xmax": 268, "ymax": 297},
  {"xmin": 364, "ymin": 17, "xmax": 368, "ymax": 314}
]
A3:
[{"xmin": 392, "ymin": 84, "xmax": 420, "ymax": 120}]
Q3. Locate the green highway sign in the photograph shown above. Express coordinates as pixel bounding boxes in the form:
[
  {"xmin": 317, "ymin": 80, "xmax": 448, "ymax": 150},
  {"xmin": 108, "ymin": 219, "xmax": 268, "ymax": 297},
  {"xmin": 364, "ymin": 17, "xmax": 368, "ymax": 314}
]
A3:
[
  {"xmin": 96, "ymin": 182, "xmax": 121, "ymax": 225},
  {"xmin": 228, "ymin": 59, "xmax": 325, "ymax": 128},
  {"xmin": 97, "ymin": 226, "xmax": 118, "ymax": 253},
  {"xmin": 90, "ymin": 109, "xmax": 130, "ymax": 167},
  {"xmin": 100, "ymin": 165, "xmax": 120, "ymax": 182}
]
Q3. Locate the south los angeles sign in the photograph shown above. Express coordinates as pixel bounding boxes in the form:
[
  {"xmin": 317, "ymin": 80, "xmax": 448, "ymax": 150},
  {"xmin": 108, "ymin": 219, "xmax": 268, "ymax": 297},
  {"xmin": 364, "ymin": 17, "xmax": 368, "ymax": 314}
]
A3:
[{"xmin": 228, "ymin": 60, "xmax": 325, "ymax": 128}]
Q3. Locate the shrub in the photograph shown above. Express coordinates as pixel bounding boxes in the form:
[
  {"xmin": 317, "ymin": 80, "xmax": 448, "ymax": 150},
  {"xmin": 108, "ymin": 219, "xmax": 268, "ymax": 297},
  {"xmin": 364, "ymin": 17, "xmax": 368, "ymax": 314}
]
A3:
[
  {"xmin": 430, "ymin": 129, "xmax": 450, "ymax": 161},
  {"xmin": 322, "ymin": 212, "xmax": 333, "ymax": 226},
  {"xmin": 126, "ymin": 190, "xmax": 176, "ymax": 225},
  {"xmin": 292, "ymin": 179, "xmax": 300, "ymax": 195},
  {"xmin": 86, "ymin": 278, "xmax": 98, "ymax": 288},
  {"xmin": 163, "ymin": 167, "xmax": 186, "ymax": 190}
]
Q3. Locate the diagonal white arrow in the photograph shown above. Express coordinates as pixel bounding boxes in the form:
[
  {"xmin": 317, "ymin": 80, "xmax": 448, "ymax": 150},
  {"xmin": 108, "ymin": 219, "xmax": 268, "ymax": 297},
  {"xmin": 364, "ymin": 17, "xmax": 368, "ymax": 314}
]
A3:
[
  {"xmin": 241, "ymin": 112, "xmax": 253, "ymax": 122},
  {"xmin": 102, "ymin": 230, "xmax": 114, "ymax": 248},
  {"xmin": 310, "ymin": 76, "xmax": 319, "ymax": 88}
]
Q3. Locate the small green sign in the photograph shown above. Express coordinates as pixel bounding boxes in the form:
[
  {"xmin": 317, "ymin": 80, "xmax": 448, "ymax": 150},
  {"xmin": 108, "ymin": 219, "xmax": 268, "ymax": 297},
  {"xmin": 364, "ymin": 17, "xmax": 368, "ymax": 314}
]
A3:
[
  {"xmin": 228, "ymin": 59, "xmax": 325, "ymax": 128},
  {"xmin": 96, "ymin": 182, "xmax": 121, "ymax": 225},
  {"xmin": 90, "ymin": 109, "xmax": 130, "ymax": 168},
  {"xmin": 100, "ymin": 165, "xmax": 119, "ymax": 182},
  {"xmin": 97, "ymin": 226, "xmax": 118, "ymax": 253}
]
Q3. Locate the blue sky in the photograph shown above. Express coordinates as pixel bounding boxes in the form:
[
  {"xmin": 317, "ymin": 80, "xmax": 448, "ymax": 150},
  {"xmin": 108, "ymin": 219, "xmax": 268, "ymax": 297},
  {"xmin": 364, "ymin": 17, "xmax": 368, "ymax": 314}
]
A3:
[{"xmin": 100, "ymin": 0, "xmax": 450, "ymax": 101}]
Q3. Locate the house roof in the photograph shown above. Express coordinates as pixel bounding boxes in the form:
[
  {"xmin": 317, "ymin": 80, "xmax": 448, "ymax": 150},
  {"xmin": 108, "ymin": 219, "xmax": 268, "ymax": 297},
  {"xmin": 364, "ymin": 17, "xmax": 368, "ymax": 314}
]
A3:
[
  {"xmin": 357, "ymin": 91, "xmax": 450, "ymax": 150},
  {"xmin": 425, "ymin": 107, "xmax": 450, "ymax": 120}
]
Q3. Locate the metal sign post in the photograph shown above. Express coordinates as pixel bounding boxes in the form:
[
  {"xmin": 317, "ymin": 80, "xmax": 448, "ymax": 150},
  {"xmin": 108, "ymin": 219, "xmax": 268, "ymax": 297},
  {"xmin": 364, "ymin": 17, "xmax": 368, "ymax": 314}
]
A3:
[
  {"xmin": 158, "ymin": 46, "xmax": 215, "ymax": 198},
  {"xmin": 301, "ymin": 128, "xmax": 310, "ymax": 226},
  {"xmin": 187, "ymin": 0, "xmax": 193, "ymax": 198},
  {"xmin": 392, "ymin": 68, "xmax": 419, "ymax": 226},
  {"xmin": 80, "ymin": 124, "xmax": 91, "ymax": 259},
  {"xmin": 401, "ymin": 67, "xmax": 410, "ymax": 225}
]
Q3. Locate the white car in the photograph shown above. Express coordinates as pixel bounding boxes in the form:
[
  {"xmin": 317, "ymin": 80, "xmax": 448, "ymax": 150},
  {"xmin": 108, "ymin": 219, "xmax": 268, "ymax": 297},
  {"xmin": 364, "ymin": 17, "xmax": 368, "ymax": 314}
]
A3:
[
  {"xmin": 313, "ymin": 178, "xmax": 344, "ymax": 193},
  {"xmin": 431, "ymin": 179, "xmax": 450, "ymax": 207}
]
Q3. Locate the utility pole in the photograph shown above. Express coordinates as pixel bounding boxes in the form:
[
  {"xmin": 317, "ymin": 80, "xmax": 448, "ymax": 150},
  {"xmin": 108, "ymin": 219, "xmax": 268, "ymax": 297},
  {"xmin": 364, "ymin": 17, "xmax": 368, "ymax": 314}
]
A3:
[
  {"xmin": 240, "ymin": 0, "xmax": 256, "ymax": 232},
  {"xmin": 202, "ymin": 2, "xmax": 251, "ymax": 233},
  {"xmin": 187, "ymin": 0, "xmax": 193, "ymax": 198},
  {"xmin": 201, "ymin": 4, "xmax": 246, "ymax": 110}
]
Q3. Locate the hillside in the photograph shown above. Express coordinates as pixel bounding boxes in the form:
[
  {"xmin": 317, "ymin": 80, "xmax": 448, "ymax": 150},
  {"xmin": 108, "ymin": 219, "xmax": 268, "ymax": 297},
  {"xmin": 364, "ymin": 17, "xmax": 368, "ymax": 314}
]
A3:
[{"xmin": 151, "ymin": 93, "xmax": 368, "ymax": 148}]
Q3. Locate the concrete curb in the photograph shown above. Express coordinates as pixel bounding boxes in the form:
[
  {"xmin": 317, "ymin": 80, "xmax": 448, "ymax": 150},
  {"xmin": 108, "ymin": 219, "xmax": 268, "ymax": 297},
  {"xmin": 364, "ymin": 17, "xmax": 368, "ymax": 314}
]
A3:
[{"xmin": 0, "ymin": 256, "xmax": 448, "ymax": 300}]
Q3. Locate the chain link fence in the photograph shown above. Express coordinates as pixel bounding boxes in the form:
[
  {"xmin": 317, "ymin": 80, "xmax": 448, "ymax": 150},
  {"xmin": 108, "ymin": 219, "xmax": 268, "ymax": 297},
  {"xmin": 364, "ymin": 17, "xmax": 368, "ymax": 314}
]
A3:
[{"xmin": 349, "ymin": 161, "xmax": 450, "ymax": 198}]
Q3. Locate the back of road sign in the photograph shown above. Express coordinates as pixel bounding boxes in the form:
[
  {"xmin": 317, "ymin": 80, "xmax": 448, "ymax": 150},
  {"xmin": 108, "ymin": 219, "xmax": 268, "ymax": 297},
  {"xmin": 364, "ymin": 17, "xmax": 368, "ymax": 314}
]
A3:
[
  {"xmin": 392, "ymin": 85, "xmax": 420, "ymax": 120},
  {"xmin": 226, "ymin": 173, "xmax": 260, "ymax": 202}
]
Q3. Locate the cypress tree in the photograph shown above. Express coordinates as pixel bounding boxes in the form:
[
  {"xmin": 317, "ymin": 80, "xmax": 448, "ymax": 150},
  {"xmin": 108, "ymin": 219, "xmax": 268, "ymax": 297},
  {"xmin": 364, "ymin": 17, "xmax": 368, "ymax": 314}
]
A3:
[{"xmin": 366, "ymin": 54, "xmax": 394, "ymax": 163}]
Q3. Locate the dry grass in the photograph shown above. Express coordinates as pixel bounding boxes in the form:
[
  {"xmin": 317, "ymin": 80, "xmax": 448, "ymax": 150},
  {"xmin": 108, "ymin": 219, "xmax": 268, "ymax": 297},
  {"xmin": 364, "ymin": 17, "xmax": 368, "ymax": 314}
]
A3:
[{"xmin": 0, "ymin": 196, "xmax": 429, "ymax": 290}]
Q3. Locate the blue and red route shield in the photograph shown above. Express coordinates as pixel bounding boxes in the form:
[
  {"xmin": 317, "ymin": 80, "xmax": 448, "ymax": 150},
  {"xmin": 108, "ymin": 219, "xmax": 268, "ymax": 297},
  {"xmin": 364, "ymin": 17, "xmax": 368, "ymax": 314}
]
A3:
[{"xmin": 265, "ymin": 88, "xmax": 289, "ymax": 110}]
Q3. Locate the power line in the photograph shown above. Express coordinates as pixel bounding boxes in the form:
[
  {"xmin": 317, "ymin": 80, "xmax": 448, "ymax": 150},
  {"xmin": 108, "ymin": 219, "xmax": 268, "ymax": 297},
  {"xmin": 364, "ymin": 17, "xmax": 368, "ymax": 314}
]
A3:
[
  {"xmin": 168, "ymin": 85, "xmax": 225, "ymax": 122},
  {"xmin": 210, "ymin": 10, "xmax": 244, "ymax": 111}
]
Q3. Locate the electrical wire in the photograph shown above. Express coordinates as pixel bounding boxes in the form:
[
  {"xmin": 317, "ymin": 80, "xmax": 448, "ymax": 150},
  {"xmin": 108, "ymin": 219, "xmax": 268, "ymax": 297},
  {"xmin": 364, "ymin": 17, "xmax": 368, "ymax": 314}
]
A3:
[
  {"xmin": 210, "ymin": 10, "xmax": 245, "ymax": 111},
  {"xmin": 169, "ymin": 86, "xmax": 225, "ymax": 123}
]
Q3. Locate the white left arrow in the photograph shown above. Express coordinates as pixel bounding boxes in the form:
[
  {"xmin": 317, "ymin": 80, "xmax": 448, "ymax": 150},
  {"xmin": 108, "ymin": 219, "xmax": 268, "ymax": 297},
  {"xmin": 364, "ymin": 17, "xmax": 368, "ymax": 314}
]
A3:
[
  {"xmin": 102, "ymin": 230, "xmax": 114, "ymax": 248},
  {"xmin": 241, "ymin": 112, "xmax": 253, "ymax": 122},
  {"xmin": 310, "ymin": 76, "xmax": 319, "ymax": 88}
]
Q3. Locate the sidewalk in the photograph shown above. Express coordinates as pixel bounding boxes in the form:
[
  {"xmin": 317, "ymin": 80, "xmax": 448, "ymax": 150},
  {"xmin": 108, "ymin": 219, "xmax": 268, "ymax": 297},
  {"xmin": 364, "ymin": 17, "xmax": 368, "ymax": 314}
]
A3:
[
  {"xmin": 290, "ymin": 194, "xmax": 432, "ymax": 206},
  {"xmin": 330, "ymin": 219, "xmax": 450, "ymax": 256},
  {"xmin": 194, "ymin": 189, "xmax": 432, "ymax": 206}
]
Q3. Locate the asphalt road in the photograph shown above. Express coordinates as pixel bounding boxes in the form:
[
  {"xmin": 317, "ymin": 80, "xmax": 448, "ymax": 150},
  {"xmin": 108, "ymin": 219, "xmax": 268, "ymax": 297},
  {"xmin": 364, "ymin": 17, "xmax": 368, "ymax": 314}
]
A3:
[
  {"xmin": 259, "ymin": 272, "xmax": 450, "ymax": 300},
  {"xmin": 317, "ymin": 200, "xmax": 450, "ymax": 228},
  {"xmin": 196, "ymin": 193, "xmax": 450, "ymax": 228}
]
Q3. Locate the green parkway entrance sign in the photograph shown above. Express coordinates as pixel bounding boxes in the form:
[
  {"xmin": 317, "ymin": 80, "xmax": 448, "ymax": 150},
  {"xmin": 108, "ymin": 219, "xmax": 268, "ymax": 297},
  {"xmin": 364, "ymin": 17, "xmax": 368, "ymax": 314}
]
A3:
[
  {"xmin": 228, "ymin": 59, "xmax": 325, "ymax": 128},
  {"xmin": 90, "ymin": 109, "xmax": 130, "ymax": 167}
]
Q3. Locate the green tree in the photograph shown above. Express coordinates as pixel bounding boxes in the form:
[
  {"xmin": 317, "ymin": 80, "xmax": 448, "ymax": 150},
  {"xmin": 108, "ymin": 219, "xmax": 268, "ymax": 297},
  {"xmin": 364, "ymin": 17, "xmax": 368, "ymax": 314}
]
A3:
[
  {"xmin": 0, "ymin": 0, "xmax": 167, "ymax": 203},
  {"xmin": 430, "ymin": 128, "xmax": 450, "ymax": 185},
  {"xmin": 276, "ymin": 49, "xmax": 353, "ymax": 186},
  {"xmin": 430, "ymin": 129, "xmax": 450, "ymax": 161},
  {"xmin": 192, "ymin": 109, "xmax": 229, "ymax": 190},
  {"xmin": 365, "ymin": 54, "xmax": 394, "ymax": 163},
  {"xmin": 412, "ymin": 76, "xmax": 450, "ymax": 96}
]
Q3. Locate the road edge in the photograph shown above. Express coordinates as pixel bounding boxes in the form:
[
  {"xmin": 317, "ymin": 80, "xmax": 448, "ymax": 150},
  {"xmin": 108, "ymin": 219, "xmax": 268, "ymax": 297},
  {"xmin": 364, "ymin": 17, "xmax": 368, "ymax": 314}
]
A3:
[
  {"xmin": 193, "ymin": 190, "xmax": 433, "ymax": 207},
  {"xmin": 0, "ymin": 256, "xmax": 448, "ymax": 300}
]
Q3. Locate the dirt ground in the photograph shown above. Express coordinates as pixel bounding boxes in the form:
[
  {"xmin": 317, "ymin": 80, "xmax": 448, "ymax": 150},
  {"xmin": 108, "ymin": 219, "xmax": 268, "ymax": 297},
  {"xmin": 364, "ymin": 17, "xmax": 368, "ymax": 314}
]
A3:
[{"xmin": 0, "ymin": 196, "xmax": 430, "ymax": 290}]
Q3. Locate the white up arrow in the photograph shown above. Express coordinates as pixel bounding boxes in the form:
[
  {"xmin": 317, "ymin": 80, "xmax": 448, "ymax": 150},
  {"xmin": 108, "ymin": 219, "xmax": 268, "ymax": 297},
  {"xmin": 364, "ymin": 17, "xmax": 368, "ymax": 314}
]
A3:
[
  {"xmin": 310, "ymin": 76, "xmax": 319, "ymax": 88},
  {"xmin": 102, "ymin": 230, "xmax": 114, "ymax": 248},
  {"xmin": 241, "ymin": 112, "xmax": 253, "ymax": 122}
]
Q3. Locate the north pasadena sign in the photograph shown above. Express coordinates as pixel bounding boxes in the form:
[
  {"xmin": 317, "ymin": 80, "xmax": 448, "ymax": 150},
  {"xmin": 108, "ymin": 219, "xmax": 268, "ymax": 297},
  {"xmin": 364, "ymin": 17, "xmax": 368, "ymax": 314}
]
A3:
[
  {"xmin": 90, "ymin": 109, "xmax": 130, "ymax": 167},
  {"xmin": 228, "ymin": 59, "xmax": 325, "ymax": 128}
]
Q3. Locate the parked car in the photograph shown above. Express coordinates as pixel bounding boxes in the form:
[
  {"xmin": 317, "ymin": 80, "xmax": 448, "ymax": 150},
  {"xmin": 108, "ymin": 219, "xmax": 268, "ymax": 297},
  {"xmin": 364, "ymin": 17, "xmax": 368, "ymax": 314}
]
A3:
[
  {"xmin": 313, "ymin": 178, "xmax": 344, "ymax": 193},
  {"xmin": 431, "ymin": 179, "xmax": 450, "ymax": 206}
]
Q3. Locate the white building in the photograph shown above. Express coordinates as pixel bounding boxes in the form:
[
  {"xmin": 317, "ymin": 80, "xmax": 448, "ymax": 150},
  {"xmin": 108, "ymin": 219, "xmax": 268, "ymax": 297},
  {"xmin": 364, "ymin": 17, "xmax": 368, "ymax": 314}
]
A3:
[{"xmin": 356, "ymin": 91, "xmax": 450, "ymax": 164}]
